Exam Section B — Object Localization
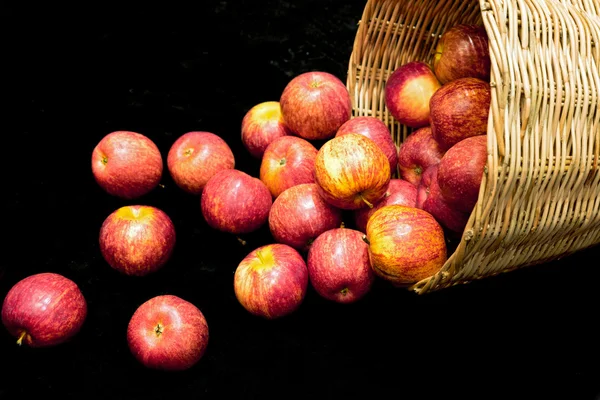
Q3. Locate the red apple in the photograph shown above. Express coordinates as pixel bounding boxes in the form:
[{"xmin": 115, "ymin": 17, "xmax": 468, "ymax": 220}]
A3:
[
  {"xmin": 241, "ymin": 101, "xmax": 291, "ymax": 159},
  {"xmin": 127, "ymin": 295, "xmax": 209, "ymax": 371},
  {"xmin": 91, "ymin": 130, "xmax": 163, "ymax": 199},
  {"xmin": 167, "ymin": 131, "xmax": 235, "ymax": 195},
  {"xmin": 280, "ymin": 71, "xmax": 352, "ymax": 140},
  {"xmin": 433, "ymin": 24, "xmax": 491, "ymax": 84},
  {"xmin": 354, "ymin": 178, "xmax": 417, "ymax": 233},
  {"xmin": 429, "ymin": 77, "xmax": 491, "ymax": 150},
  {"xmin": 268, "ymin": 183, "xmax": 343, "ymax": 252},
  {"xmin": 437, "ymin": 134, "xmax": 488, "ymax": 214},
  {"xmin": 314, "ymin": 133, "xmax": 390, "ymax": 210},
  {"xmin": 397, "ymin": 126, "xmax": 445, "ymax": 187},
  {"xmin": 335, "ymin": 116, "xmax": 398, "ymax": 174},
  {"xmin": 234, "ymin": 243, "xmax": 308, "ymax": 319},
  {"xmin": 365, "ymin": 204, "xmax": 447, "ymax": 286},
  {"xmin": 99, "ymin": 205, "xmax": 176, "ymax": 277},
  {"xmin": 201, "ymin": 169, "xmax": 272, "ymax": 236},
  {"xmin": 259, "ymin": 135, "xmax": 318, "ymax": 198},
  {"xmin": 2, "ymin": 272, "xmax": 87, "ymax": 347},
  {"xmin": 384, "ymin": 61, "xmax": 442, "ymax": 128},
  {"xmin": 307, "ymin": 228, "xmax": 375, "ymax": 303}
]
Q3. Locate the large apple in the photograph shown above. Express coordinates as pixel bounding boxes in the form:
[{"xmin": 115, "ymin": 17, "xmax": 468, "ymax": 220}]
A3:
[
  {"xmin": 437, "ymin": 134, "xmax": 488, "ymax": 214},
  {"xmin": 307, "ymin": 227, "xmax": 374, "ymax": 304},
  {"xmin": 99, "ymin": 205, "xmax": 176, "ymax": 277},
  {"xmin": 397, "ymin": 126, "xmax": 445, "ymax": 187},
  {"xmin": 127, "ymin": 295, "xmax": 209, "ymax": 371},
  {"xmin": 314, "ymin": 133, "xmax": 390, "ymax": 210},
  {"xmin": 2, "ymin": 272, "xmax": 87, "ymax": 347},
  {"xmin": 433, "ymin": 24, "xmax": 491, "ymax": 84},
  {"xmin": 335, "ymin": 116, "xmax": 398, "ymax": 175},
  {"xmin": 201, "ymin": 169, "xmax": 272, "ymax": 236},
  {"xmin": 353, "ymin": 178, "xmax": 417, "ymax": 233},
  {"xmin": 91, "ymin": 130, "xmax": 163, "ymax": 199},
  {"xmin": 268, "ymin": 183, "xmax": 343, "ymax": 252},
  {"xmin": 280, "ymin": 71, "xmax": 352, "ymax": 141},
  {"xmin": 384, "ymin": 61, "xmax": 442, "ymax": 128},
  {"xmin": 365, "ymin": 204, "xmax": 447, "ymax": 286},
  {"xmin": 259, "ymin": 135, "xmax": 318, "ymax": 198},
  {"xmin": 241, "ymin": 101, "xmax": 291, "ymax": 159},
  {"xmin": 429, "ymin": 77, "xmax": 491, "ymax": 150},
  {"xmin": 234, "ymin": 243, "xmax": 308, "ymax": 319},
  {"xmin": 167, "ymin": 131, "xmax": 235, "ymax": 195}
]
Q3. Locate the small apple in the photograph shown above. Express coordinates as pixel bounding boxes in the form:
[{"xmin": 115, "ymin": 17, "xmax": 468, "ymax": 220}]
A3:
[
  {"xmin": 280, "ymin": 71, "xmax": 352, "ymax": 141},
  {"xmin": 307, "ymin": 227, "xmax": 375, "ymax": 304},
  {"xmin": 241, "ymin": 101, "xmax": 291, "ymax": 159},
  {"xmin": 234, "ymin": 243, "xmax": 308, "ymax": 319},
  {"xmin": 99, "ymin": 205, "xmax": 176, "ymax": 276},
  {"xmin": 433, "ymin": 24, "xmax": 491, "ymax": 84},
  {"xmin": 365, "ymin": 204, "xmax": 447, "ymax": 286},
  {"xmin": 429, "ymin": 77, "xmax": 491, "ymax": 150},
  {"xmin": 437, "ymin": 134, "xmax": 488, "ymax": 214},
  {"xmin": 259, "ymin": 135, "xmax": 318, "ymax": 198},
  {"xmin": 384, "ymin": 61, "xmax": 442, "ymax": 128},
  {"xmin": 167, "ymin": 131, "xmax": 235, "ymax": 195},
  {"xmin": 397, "ymin": 126, "xmax": 445, "ymax": 187},
  {"xmin": 91, "ymin": 130, "xmax": 163, "ymax": 199},
  {"xmin": 335, "ymin": 116, "xmax": 398, "ymax": 175},
  {"xmin": 354, "ymin": 178, "xmax": 417, "ymax": 233},
  {"xmin": 268, "ymin": 183, "xmax": 343, "ymax": 252},
  {"xmin": 314, "ymin": 133, "xmax": 390, "ymax": 210},
  {"xmin": 2, "ymin": 272, "xmax": 87, "ymax": 347},
  {"xmin": 127, "ymin": 295, "xmax": 209, "ymax": 371},
  {"xmin": 201, "ymin": 169, "xmax": 272, "ymax": 236}
]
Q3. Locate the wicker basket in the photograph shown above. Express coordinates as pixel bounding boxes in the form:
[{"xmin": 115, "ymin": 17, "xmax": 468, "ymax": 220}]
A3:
[{"xmin": 347, "ymin": 0, "xmax": 600, "ymax": 294}]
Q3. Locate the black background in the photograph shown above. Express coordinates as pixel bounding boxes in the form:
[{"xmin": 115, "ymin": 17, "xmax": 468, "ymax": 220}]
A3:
[{"xmin": 3, "ymin": 1, "xmax": 600, "ymax": 399}]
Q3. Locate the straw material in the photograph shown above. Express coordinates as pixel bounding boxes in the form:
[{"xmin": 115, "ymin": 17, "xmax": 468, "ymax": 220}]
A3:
[{"xmin": 347, "ymin": 0, "xmax": 600, "ymax": 294}]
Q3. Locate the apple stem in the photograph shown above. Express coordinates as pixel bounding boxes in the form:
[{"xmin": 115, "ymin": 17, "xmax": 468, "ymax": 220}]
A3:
[
  {"xmin": 16, "ymin": 331, "xmax": 26, "ymax": 346},
  {"xmin": 159, "ymin": 183, "xmax": 165, "ymax": 189},
  {"xmin": 340, "ymin": 221, "xmax": 345, "ymax": 228},
  {"xmin": 279, "ymin": 158, "xmax": 286, "ymax": 166},
  {"xmin": 237, "ymin": 236, "xmax": 247, "ymax": 246},
  {"xmin": 256, "ymin": 250, "xmax": 265, "ymax": 264},
  {"xmin": 360, "ymin": 195, "xmax": 373, "ymax": 208},
  {"xmin": 362, "ymin": 235, "xmax": 370, "ymax": 245}
]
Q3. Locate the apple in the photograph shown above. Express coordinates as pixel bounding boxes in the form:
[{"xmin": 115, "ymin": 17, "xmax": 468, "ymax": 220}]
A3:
[
  {"xmin": 354, "ymin": 178, "xmax": 418, "ymax": 233},
  {"xmin": 280, "ymin": 71, "xmax": 352, "ymax": 141},
  {"xmin": 234, "ymin": 243, "xmax": 308, "ymax": 319},
  {"xmin": 429, "ymin": 77, "xmax": 491, "ymax": 150},
  {"xmin": 91, "ymin": 130, "xmax": 163, "ymax": 199},
  {"xmin": 365, "ymin": 204, "xmax": 447, "ymax": 286},
  {"xmin": 2, "ymin": 272, "xmax": 87, "ymax": 347},
  {"xmin": 437, "ymin": 134, "xmax": 488, "ymax": 214},
  {"xmin": 335, "ymin": 116, "xmax": 398, "ymax": 174},
  {"xmin": 268, "ymin": 183, "xmax": 343, "ymax": 252},
  {"xmin": 314, "ymin": 133, "xmax": 390, "ymax": 210},
  {"xmin": 384, "ymin": 61, "xmax": 442, "ymax": 128},
  {"xmin": 433, "ymin": 24, "xmax": 491, "ymax": 84},
  {"xmin": 259, "ymin": 135, "xmax": 318, "ymax": 198},
  {"xmin": 127, "ymin": 295, "xmax": 209, "ymax": 371},
  {"xmin": 241, "ymin": 101, "xmax": 291, "ymax": 159},
  {"xmin": 99, "ymin": 205, "xmax": 176, "ymax": 277},
  {"xmin": 201, "ymin": 169, "xmax": 272, "ymax": 236},
  {"xmin": 307, "ymin": 227, "xmax": 375, "ymax": 304},
  {"xmin": 167, "ymin": 131, "xmax": 235, "ymax": 195},
  {"xmin": 397, "ymin": 126, "xmax": 445, "ymax": 187}
]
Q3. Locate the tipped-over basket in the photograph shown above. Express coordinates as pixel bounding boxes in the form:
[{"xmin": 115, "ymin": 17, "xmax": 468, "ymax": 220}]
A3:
[{"xmin": 346, "ymin": 0, "xmax": 600, "ymax": 294}]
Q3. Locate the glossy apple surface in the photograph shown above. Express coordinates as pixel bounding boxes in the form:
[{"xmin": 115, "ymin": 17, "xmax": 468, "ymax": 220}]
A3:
[
  {"xmin": 397, "ymin": 126, "xmax": 445, "ymax": 187},
  {"xmin": 259, "ymin": 135, "xmax": 318, "ymax": 198},
  {"xmin": 127, "ymin": 295, "xmax": 209, "ymax": 371},
  {"xmin": 99, "ymin": 205, "xmax": 176, "ymax": 277},
  {"xmin": 314, "ymin": 133, "xmax": 390, "ymax": 210},
  {"xmin": 2, "ymin": 272, "xmax": 87, "ymax": 347},
  {"xmin": 280, "ymin": 71, "xmax": 352, "ymax": 140},
  {"xmin": 234, "ymin": 244, "xmax": 308, "ymax": 319},
  {"xmin": 167, "ymin": 131, "xmax": 235, "ymax": 195},
  {"xmin": 91, "ymin": 130, "xmax": 163, "ymax": 199},
  {"xmin": 241, "ymin": 101, "xmax": 291, "ymax": 159}
]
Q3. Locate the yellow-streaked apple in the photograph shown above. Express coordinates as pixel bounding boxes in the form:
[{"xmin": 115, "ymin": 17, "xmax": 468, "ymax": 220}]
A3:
[
  {"xmin": 241, "ymin": 101, "xmax": 291, "ymax": 159},
  {"xmin": 397, "ymin": 126, "xmax": 446, "ymax": 187}
]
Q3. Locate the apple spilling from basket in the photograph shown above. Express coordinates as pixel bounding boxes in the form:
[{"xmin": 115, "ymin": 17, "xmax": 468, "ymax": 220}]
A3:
[{"xmin": 1, "ymin": 24, "xmax": 491, "ymax": 370}]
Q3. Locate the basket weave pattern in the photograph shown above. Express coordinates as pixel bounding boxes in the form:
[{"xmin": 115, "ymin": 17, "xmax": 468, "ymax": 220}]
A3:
[{"xmin": 347, "ymin": 0, "xmax": 600, "ymax": 294}]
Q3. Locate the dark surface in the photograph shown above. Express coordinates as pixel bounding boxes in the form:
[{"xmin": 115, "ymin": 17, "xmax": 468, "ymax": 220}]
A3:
[{"xmin": 2, "ymin": 1, "xmax": 600, "ymax": 399}]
